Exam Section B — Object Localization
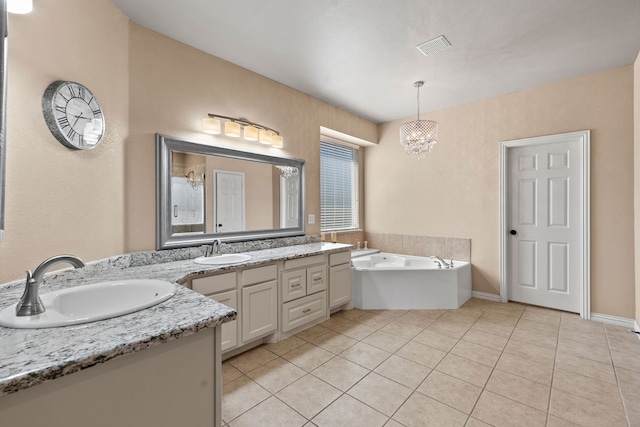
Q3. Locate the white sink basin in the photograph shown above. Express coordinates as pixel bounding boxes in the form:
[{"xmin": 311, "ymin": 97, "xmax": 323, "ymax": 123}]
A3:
[
  {"xmin": 0, "ymin": 279, "xmax": 177, "ymax": 329},
  {"xmin": 194, "ymin": 254, "xmax": 252, "ymax": 265}
]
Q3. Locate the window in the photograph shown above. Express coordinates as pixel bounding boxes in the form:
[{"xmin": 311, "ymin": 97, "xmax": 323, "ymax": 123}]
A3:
[{"xmin": 320, "ymin": 140, "xmax": 359, "ymax": 231}]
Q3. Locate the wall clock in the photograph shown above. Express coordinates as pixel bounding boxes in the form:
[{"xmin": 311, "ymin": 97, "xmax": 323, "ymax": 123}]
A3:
[{"xmin": 41, "ymin": 80, "xmax": 105, "ymax": 150}]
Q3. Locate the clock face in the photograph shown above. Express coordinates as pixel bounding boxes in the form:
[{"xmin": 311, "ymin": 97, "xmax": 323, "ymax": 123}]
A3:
[{"xmin": 42, "ymin": 81, "xmax": 105, "ymax": 150}]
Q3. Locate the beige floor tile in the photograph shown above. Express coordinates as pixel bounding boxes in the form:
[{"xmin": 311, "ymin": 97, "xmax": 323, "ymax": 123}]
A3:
[
  {"xmin": 335, "ymin": 308, "xmax": 365, "ymax": 320},
  {"xmin": 362, "ymin": 330, "xmax": 409, "ymax": 353},
  {"xmin": 311, "ymin": 330, "xmax": 358, "ymax": 354},
  {"xmin": 264, "ymin": 336, "xmax": 307, "ymax": 356},
  {"xmin": 555, "ymin": 351, "xmax": 617, "ymax": 384},
  {"xmin": 450, "ymin": 340, "xmax": 501, "ymax": 367},
  {"xmin": 485, "ymin": 303, "xmax": 525, "ymax": 318},
  {"xmin": 312, "ymin": 394, "xmax": 388, "ymax": 427},
  {"xmin": 461, "ymin": 328, "xmax": 509, "ymax": 351},
  {"xmin": 545, "ymin": 415, "xmax": 581, "ymax": 426},
  {"xmin": 523, "ymin": 305, "xmax": 562, "ymax": 318},
  {"xmin": 396, "ymin": 312, "xmax": 438, "ymax": 328},
  {"xmin": 479, "ymin": 311, "xmax": 521, "ymax": 326},
  {"xmin": 614, "ymin": 366, "xmax": 640, "ymax": 404},
  {"xmin": 333, "ymin": 320, "xmax": 377, "ymax": 340},
  {"xmin": 613, "ymin": 349, "xmax": 640, "ymax": 373},
  {"xmin": 384, "ymin": 419, "xmax": 405, "ymax": 427},
  {"xmin": 228, "ymin": 396, "xmax": 306, "ymax": 427},
  {"xmin": 441, "ymin": 309, "xmax": 483, "ymax": 324},
  {"xmin": 311, "ymin": 356, "xmax": 369, "ymax": 391},
  {"xmin": 608, "ymin": 334, "xmax": 640, "ymax": 355},
  {"xmin": 469, "ymin": 319, "xmax": 515, "ymax": 337},
  {"xmin": 222, "ymin": 375, "xmax": 271, "ymax": 422},
  {"xmin": 495, "ymin": 352, "xmax": 554, "ymax": 385},
  {"xmin": 295, "ymin": 324, "xmax": 331, "ymax": 342},
  {"xmin": 557, "ymin": 338, "xmax": 611, "ymax": 365},
  {"xmin": 393, "ymin": 392, "xmax": 468, "ymax": 427},
  {"xmin": 222, "ymin": 362, "xmax": 243, "ymax": 385},
  {"xmin": 353, "ymin": 315, "xmax": 393, "ymax": 330},
  {"xmin": 381, "ymin": 320, "xmax": 425, "ymax": 339},
  {"xmin": 227, "ymin": 346, "xmax": 278, "ymax": 373},
  {"xmin": 276, "ymin": 374, "xmax": 342, "ymax": 419},
  {"xmin": 471, "ymin": 390, "xmax": 546, "ymax": 427},
  {"xmin": 436, "ymin": 353, "xmax": 493, "ymax": 387},
  {"xmin": 465, "ymin": 418, "xmax": 493, "ymax": 427},
  {"xmin": 558, "ymin": 328, "xmax": 609, "ymax": 349},
  {"xmin": 549, "ymin": 388, "xmax": 627, "ymax": 427},
  {"xmin": 347, "ymin": 372, "xmax": 412, "ymax": 416},
  {"xmin": 503, "ymin": 338, "xmax": 556, "ymax": 365},
  {"xmin": 282, "ymin": 343, "xmax": 335, "ymax": 372},
  {"xmin": 412, "ymin": 328, "xmax": 459, "ymax": 352},
  {"xmin": 514, "ymin": 318, "xmax": 559, "ymax": 336},
  {"xmin": 396, "ymin": 340, "xmax": 447, "ymax": 368},
  {"xmin": 520, "ymin": 310, "xmax": 562, "ymax": 327},
  {"xmin": 485, "ymin": 369, "xmax": 550, "ymax": 411},
  {"xmin": 417, "ymin": 370, "xmax": 482, "ymax": 414},
  {"xmin": 509, "ymin": 327, "xmax": 558, "ymax": 349},
  {"xmin": 427, "ymin": 318, "xmax": 473, "ymax": 339},
  {"xmin": 374, "ymin": 354, "xmax": 432, "ymax": 389},
  {"xmin": 319, "ymin": 315, "xmax": 350, "ymax": 330},
  {"xmin": 560, "ymin": 314, "xmax": 605, "ymax": 335},
  {"xmin": 552, "ymin": 368, "xmax": 623, "ymax": 412},
  {"xmin": 246, "ymin": 357, "xmax": 306, "ymax": 394},
  {"xmin": 408, "ymin": 308, "xmax": 448, "ymax": 319},
  {"xmin": 339, "ymin": 341, "xmax": 391, "ymax": 370}
]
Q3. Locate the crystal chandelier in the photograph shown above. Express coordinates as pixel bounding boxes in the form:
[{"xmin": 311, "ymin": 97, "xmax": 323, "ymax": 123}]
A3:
[
  {"xmin": 185, "ymin": 165, "xmax": 205, "ymax": 189},
  {"xmin": 275, "ymin": 165, "xmax": 299, "ymax": 178},
  {"xmin": 399, "ymin": 81, "xmax": 438, "ymax": 161}
]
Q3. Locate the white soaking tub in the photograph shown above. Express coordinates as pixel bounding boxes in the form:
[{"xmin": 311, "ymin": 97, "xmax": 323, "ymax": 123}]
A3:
[{"xmin": 351, "ymin": 253, "xmax": 471, "ymax": 309}]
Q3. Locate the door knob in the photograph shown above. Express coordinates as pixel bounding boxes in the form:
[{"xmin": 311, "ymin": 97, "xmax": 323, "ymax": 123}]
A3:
[
  {"xmin": 218, "ymin": 224, "xmax": 222, "ymax": 227},
  {"xmin": 510, "ymin": 230, "xmax": 517, "ymax": 235}
]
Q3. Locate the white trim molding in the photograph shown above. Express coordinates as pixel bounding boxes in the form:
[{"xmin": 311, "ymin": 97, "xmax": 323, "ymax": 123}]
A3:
[
  {"xmin": 590, "ymin": 313, "xmax": 635, "ymax": 329},
  {"xmin": 471, "ymin": 291, "xmax": 501, "ymax": 302},
  {"xmin": 499, "ymin": 130, "xmax": 591, "ymax": 319}
]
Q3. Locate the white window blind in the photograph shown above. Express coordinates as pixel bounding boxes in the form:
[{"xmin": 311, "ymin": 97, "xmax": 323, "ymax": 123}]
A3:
[{"xmin": 320, "ymin": 140, "xmax": 359, "ymax": 231}]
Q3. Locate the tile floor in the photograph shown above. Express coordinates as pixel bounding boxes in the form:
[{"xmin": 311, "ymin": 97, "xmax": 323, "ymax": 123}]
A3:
[{"xmin": 221, "ymin": 298, "xmax": 640, "ymax": 426}]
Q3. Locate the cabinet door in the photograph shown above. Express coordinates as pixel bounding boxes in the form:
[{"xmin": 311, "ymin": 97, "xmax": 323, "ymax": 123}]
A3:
[
  {"xmin": 329, "ymin": 263, "xmax": 352, "ymax": 309},
  {"xmin": 281, "ymin": 269, "xmax": 306, "ymax": 303},
  {"xmin": 306, "ymin": 264, "xmax": 327, "ymax": 294},
  {"xmin": 242, "ymin": 280, "xmax": 277, "ymax": 343},
  {"xmin": 209, "ymin": 290, "xmax": 238, "ymax": 352}
]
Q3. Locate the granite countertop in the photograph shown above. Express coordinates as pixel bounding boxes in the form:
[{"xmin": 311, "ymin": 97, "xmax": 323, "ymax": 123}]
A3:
[{"xmin": 0, "ymin": 241, "xmax": 352, "ymax": 397}]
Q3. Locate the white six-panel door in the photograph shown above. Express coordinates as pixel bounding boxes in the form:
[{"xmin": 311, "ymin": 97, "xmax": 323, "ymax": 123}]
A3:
[
  {"xmin": 501, "ymin": 131, "xmax": 589, "ymax": 315},
  {"xmin": 214, "ymin": 170, "xmax": 245, "ymax": 233}
]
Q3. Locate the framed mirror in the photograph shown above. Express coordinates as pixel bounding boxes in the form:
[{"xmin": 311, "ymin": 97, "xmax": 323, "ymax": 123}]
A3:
[{"xmin": 156, "ymin": 134, "xmax": 305, "ymax": 249}]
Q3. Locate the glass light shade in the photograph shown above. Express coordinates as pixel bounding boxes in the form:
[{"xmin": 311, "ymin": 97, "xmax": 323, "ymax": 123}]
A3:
[
  {"xmin": 224, "ymin": 121, "xmax": 242, "ymax": 137},
  {"xmin": 259, "ymin": 129, "xmax": 273, "ymax": 145},
  {"xmin": 271, "ymin": 134, "xmax": 283, "ymax": 148},
  {"xmin": 202, "ymin": 117, "xmax": 221, "ymax": 134},
  {"xmin": 243, "ymin": 125, "xmax": 259, "ymax": 141},
  {"xmin": 7, "ymin": 0, "xmax": 32, "ymax": 13},
  {"xmin": 399, "ymin": 119, "xmax": 438, "ymax": 161}
]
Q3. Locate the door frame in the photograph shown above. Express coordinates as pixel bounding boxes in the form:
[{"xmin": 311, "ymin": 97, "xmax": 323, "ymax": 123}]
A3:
[{"xmin": 499, "ymin": 130, "xmax": 591, "ymax": 318}]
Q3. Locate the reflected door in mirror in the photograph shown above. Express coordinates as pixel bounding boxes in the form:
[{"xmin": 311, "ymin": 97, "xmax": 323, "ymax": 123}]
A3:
[
  {"xmin": 214, "ymin": 170, "xmax": 245, "ymax": 233},
  {"xmin": 280, "ymin": 175, "xmax": 300, "ymax": 228}
]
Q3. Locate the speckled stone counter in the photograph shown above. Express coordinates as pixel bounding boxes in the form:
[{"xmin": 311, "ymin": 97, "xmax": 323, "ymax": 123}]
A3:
[{"xmin": 0, "ymin": 240, "xmax": 351, "ymax": 397}]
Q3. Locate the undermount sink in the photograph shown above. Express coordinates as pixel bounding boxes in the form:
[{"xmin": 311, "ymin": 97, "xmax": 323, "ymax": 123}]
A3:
[
  {"xmin": 194, "ymin": 254, "xmax": 252, "ymax": 265},
  {"xmin": 0, "ymin": 279, "xmax": 177, "ymax": 329}
]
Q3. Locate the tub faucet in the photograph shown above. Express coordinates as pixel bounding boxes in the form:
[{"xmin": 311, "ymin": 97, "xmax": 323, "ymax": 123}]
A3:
[
  {"xmin": 16, "ymin": 255, "xmax": 85, "ymax": 316},
  {"xmin": 430, "ymin": 256, "xmax": 452, "ymax": 268},
  {"xmin": 206, "ymin": 239, "xmax": 222, "ymax": 257}
]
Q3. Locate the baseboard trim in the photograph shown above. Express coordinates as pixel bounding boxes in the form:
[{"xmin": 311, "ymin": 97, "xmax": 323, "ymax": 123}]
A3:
[
  {"xmin": 590, "ymin": 312, "xmax": 635, "ymax": 328},
  {"xmin": 471, "ymin": 291, "xmax": 501, "ymax": 302}
]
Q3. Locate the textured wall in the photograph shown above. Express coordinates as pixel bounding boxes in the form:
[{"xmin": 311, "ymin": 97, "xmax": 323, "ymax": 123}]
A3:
[{"xmin": 366, "ymin": 66, "xmax": 635, "ymax": 318}]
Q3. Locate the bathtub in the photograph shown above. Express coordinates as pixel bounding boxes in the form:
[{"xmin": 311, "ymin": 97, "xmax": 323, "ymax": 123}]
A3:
[{"xmin": 351, "ymin": 252, "xmax": 472, "ymax": 309}]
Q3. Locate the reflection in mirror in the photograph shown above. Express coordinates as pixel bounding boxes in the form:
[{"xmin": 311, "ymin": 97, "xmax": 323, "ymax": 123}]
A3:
[
  {"xmin": 156, "ymin": 134, "xmax": 305, "ymax": 250},
  {"xmin": 0, "ymin": 3, "xmax": 7, "ymax": 244}
]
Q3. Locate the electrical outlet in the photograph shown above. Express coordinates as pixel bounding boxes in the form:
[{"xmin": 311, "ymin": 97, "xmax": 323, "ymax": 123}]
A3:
[{"xmin": 308, "ymin": 214, "xmax": 315, "ymax": 224}]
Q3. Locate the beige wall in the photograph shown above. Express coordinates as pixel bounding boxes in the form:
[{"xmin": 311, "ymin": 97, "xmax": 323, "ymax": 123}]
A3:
[
  {"xmin": 0, "ymin": 0, "xmax": 129, "ymax": 283},
  {"xmin": 125, "ymin": 23, "xmax": 377, "ymax": 252},
  {"xmin": 635, "ymin": 51, "xmax": 640, "ymax": 324},
  {"xmin": 366, "ymin": 66, "xmax": 635, "ymax": 318}
]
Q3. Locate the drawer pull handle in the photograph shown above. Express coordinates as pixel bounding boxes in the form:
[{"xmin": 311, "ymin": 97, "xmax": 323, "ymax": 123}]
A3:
[
  {"xmin": 314, "ymin": 277, "xmax": 322, "ymax": 282},
  {"xmin": 292, "ymin": 284, "xmax": 301, "ymax": 288},
  {"xmin": 302, "ymin": 308, "xmax": 311, "ymax": 313}
]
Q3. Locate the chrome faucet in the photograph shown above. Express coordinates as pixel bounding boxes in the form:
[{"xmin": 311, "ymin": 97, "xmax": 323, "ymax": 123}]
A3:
[
  {"xmin": 430, "ymin": 255, "xmax": 452, "ymax": 268},
  {"xmin": 16, "ymin": 255, "xmax": 85, "ymax": 316},
  {"xmin": 206, "ymin": 239, "xmax": 222, "ymax": 257}
]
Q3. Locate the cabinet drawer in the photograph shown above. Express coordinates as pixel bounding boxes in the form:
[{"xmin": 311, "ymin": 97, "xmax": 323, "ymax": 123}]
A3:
[
  {"xmin": 281, "ymin": 269, "xmax": 307, "ymax": 303},
  {"xmin": 284, "ymin": 254, "xmax": 325, "ymax": 270},
  {"xmin": 330, "ymin": 251, "xmax": 351, "ymax": 267},
  {"xmin": 242, "ymin": 264, "xmax": 277, "ymax": 287},
  {"xmin": 192, "ymin": 272, "xmax": 236, "ymax": 295},
  {"xmin": 306, "ymin": 264, "xmax": 326, "ymax": 294},
  {"xmin": 281, "ymin": 292, "xmax": 327, "ymax": 332}
]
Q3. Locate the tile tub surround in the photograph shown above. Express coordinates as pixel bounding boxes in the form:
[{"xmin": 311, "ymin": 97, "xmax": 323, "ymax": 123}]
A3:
[
  {"xmin": 364, "ymin": 232, "xmax": 471, "ymax": 261},
  {"xmin": 0, "ymin": 240, "xmax": 351, "ymax": 397}
]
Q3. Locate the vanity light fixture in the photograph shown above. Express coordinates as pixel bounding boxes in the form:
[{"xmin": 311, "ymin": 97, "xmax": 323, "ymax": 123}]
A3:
[
  {"xmin": 399, "ymin": 81, "xmax": 438, "ymax": 161},
  {"xmin": 7, "ymin": 0, "xmax": 32, "ymax": 14},
  {"xmin": 203, "ymin": 113, "xmax": 283, "ymax": 148}
]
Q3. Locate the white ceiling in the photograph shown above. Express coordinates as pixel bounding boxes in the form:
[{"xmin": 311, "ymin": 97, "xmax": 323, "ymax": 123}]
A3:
[{"xmin": 111, "ymin": 0, "xmax": 640, "ymax": 124}]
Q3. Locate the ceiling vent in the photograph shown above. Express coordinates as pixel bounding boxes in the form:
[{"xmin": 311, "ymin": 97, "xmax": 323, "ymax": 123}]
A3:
[{"xmin": 416, "ymin": 35, "xmax": 451, "ymax": 56}]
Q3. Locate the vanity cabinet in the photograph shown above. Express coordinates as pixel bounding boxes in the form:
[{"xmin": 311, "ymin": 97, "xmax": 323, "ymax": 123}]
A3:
[
  {"xmin": 242, "ymin": 265, "xmax": 278, "ymax": 343},
  {"xmin": 281, "ymin": 255, "xmax": 328, "ymax": 332},
  {"xmin": 192, "ymin": 272, "xmax": 238, "ymax": 352},
  {"xmin": 329, "ymin": 251, "xmax": 352, "ymax": 309}
]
